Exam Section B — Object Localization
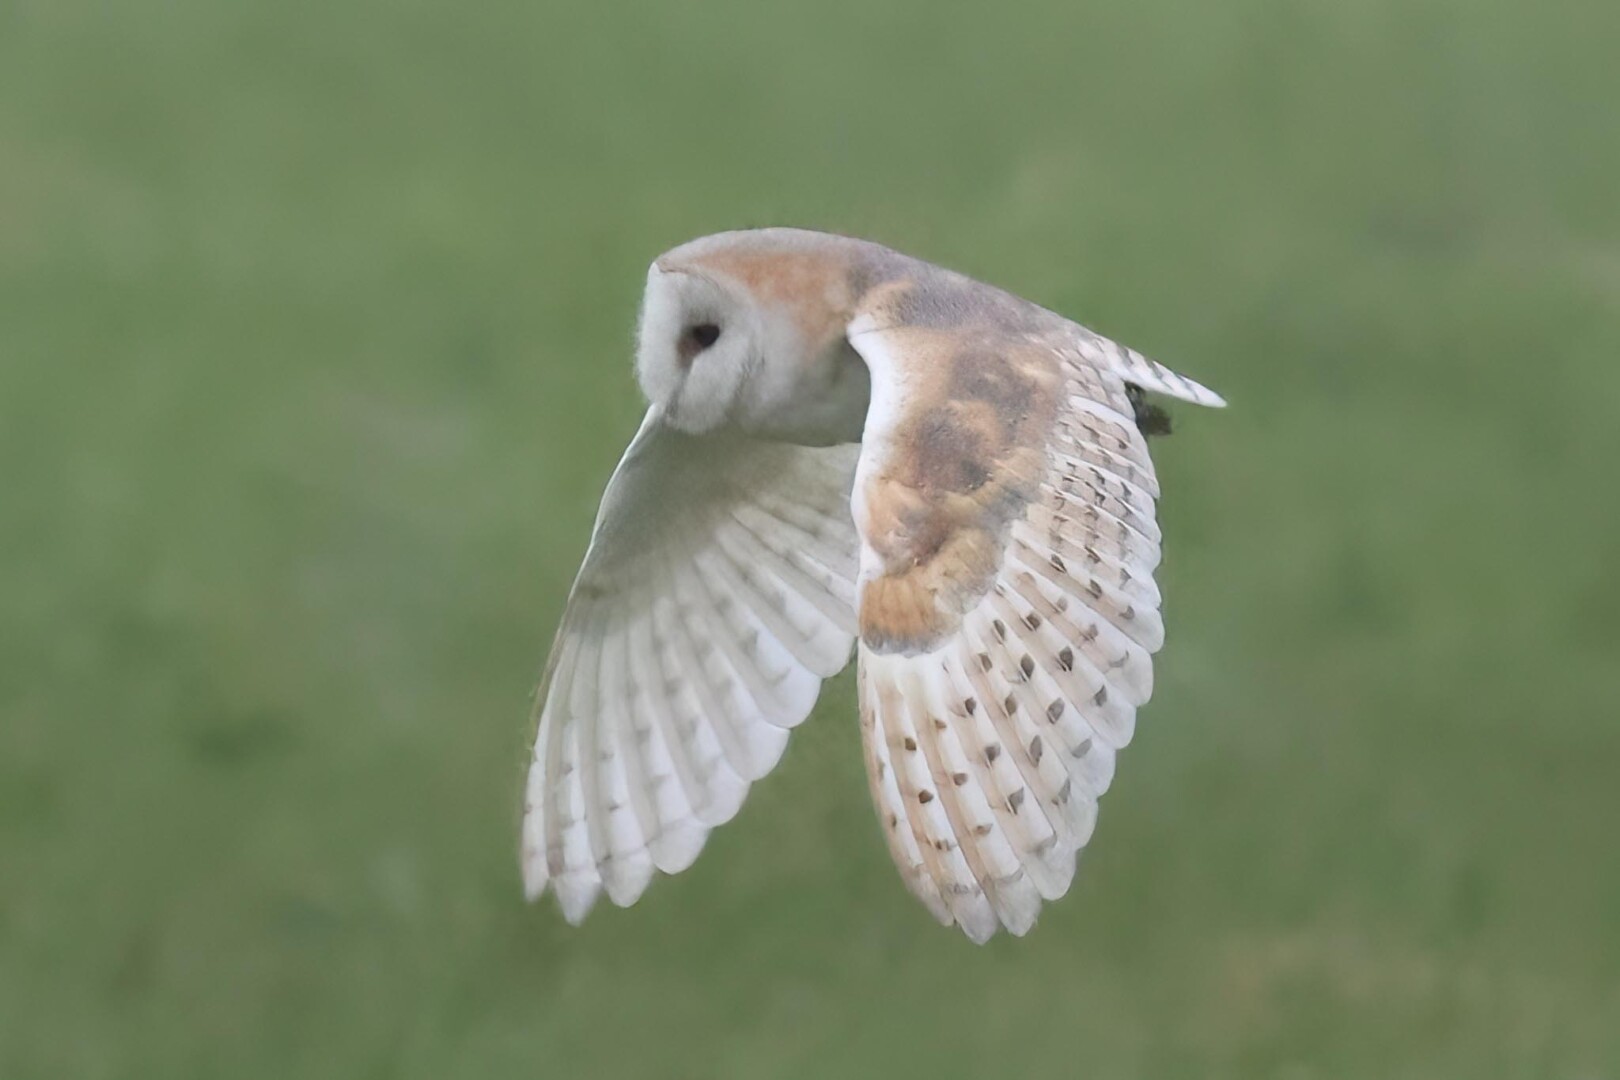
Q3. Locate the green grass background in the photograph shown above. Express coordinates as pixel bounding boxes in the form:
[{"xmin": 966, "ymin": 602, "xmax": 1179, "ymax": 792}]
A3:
[{"xmin": 4, "ymin": 0, "xmax": 1619, "ymax": 1076}]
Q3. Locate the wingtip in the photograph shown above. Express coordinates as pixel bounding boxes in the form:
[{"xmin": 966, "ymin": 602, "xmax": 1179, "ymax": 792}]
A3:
[
  {"xmin": 522, "ymin": 865, "xmax": 548, "ymax": 903},
  {"xmin": 600, "ymin": 854, "xmax": 656, "ymax": 909},
  {"xmin": 520, "ymin": 839, "xmax": 549, "ymax": 902},
  {"xmin": 960, "ymin": 917, "xmax": 998, "ymax": 945},
  {"xmin": 555, "ymin": 877, "xmax": 601, "ymax": 925},
  {"xmin": 997, "ymin": 897, "xmax": 1041, "ymax": 939},
  {"xmin": 650, "ymin": 822, "xmax": 710, "ymax": 875},
  {"xmin": 1180, "ymin": 375, "xmax": 1227, "ymax": 409}
]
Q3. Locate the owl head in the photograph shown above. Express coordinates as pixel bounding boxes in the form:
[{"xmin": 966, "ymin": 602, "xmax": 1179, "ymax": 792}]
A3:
[{"xmin": 632, "ymin": 230, "xmax": 863, "ymax": 435}]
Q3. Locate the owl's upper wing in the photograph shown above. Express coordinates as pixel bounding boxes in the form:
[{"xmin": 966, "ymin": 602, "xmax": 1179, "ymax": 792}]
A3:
[
  {"xmin": 845, "ymin": 296, "xmax": 1221, "ymax": 942},
  {"xmin": 522, "ymin": 407, "xmax": 860, "ymax": 922}
]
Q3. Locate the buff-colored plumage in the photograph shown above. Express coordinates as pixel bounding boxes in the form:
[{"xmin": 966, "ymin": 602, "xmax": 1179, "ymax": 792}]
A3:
[{"xmin": 521, "ymin": 228, "xmax": 1223, "ymax": 941}]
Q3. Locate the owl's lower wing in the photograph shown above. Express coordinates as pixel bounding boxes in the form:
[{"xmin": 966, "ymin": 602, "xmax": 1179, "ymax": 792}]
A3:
[
  {"xmin": 846, "ymin": 305, "xmax": 1220, "ymax": 942},
  {"xmin": 522, "ymin": 408, "xmax": 860, "ymax": 922}
]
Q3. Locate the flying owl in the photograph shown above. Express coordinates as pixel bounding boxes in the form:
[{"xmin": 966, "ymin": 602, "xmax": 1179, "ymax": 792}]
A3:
[{"xmin": 520, "ymin": 228, "xmax": 1224, "ymax": 942}]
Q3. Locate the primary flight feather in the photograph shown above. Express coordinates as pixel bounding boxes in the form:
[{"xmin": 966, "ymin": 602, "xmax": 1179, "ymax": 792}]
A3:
[{"xmin": 521, "ymin": 228, "xmax": 1223, "ymax": 941}]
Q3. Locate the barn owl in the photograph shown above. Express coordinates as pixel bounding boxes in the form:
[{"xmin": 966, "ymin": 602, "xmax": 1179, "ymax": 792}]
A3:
[{"xmin": 521, "ymin": 228, "xmax": 1223, "ymax": 942}]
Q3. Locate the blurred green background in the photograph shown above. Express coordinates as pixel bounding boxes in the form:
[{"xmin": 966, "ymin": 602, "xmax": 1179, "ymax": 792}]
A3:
[{"xmin": 4, "ymin": 0, "xmax": 1618, "ymax": 1076}]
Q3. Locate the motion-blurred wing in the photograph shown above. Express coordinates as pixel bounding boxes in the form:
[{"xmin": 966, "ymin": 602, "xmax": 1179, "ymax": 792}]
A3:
[
  {"xmin": 846, "ymin": 299, "xmax": 1221, "ymax": 942},
  {"xmin": 522, "ymin": 408, "xmax": 860, "ymax": 922}
]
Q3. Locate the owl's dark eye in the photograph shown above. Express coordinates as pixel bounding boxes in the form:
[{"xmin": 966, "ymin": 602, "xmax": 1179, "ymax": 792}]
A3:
[{"xmin": 677, "ymin": 322, "xmax": 722, "ymax": 366}]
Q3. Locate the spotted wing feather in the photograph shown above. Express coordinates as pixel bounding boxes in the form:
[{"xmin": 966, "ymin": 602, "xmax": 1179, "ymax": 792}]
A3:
[{"xmin": 846, "ymin": 290, "xmax": 1220, "ymax": 941}]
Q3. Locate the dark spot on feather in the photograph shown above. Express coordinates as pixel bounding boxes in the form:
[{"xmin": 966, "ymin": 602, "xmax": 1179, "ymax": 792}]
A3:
[
  {"xmin": 992, "ymin": 619, "xmax": 1007, "ymax": 642},
  {"xmin": 1003, "ymin": 694, "xmax": 1017, "ymax": 716},
  {"xmin": 985, "ymin": 744, "xmax": 1002, "ymax": 763},
  {"xmin": 953, "ymin": 772, "xmax": 969, "ymax": 786},
  {"xmin": 1057, "ymin": 646, "xmax": 1075, "ymax": 671},
  {"xmin": 977, "ymin": 652, "xmax": 993, "ymax": 672},
  {"xmin": 1046, "ymin": 698, "xmax": 1065, "ymax": 723},
  {"xmin": 1007, "ymin": 789, "xmax": 1027, "ymax": 812},
  {"xmin": 1093, "ymin": 686, "xmax": 1109, "ymax": 707},
  {"xmin": 1023, "ymin": 612, "xmax": 1042, "ymax": 631},
  {"xmin": 1050, "ymin": 553, "xmax": 1067, "ymax": 574},
  {"xmin": 1028, "ymin": 735, "xmax": 1044, "ymax": 762},
  {"xmin": 975, "ymin": 823, "xmax": 993, "ymax": 837},
  {"xmin": 1018, "ymin": 655, "xmax": 1035, "ymax": 680},
  {"xmin": 918, "ymin": 790, "xmax": 935, "ymax": 804},
  {"xmin": 1073, "ymin": 738, "xmax": 1093, "ymax": 758},
  {"xmin": 903, "ymin": 736, "xmax": 917, "ymax": 751},
  {"xmin": 964, "ymin": 697, "xmax": 978, "ymax": 715},
  {"xmin": 1056, "ymin": 777, "xmax": 1073, "ymax": 804}
]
